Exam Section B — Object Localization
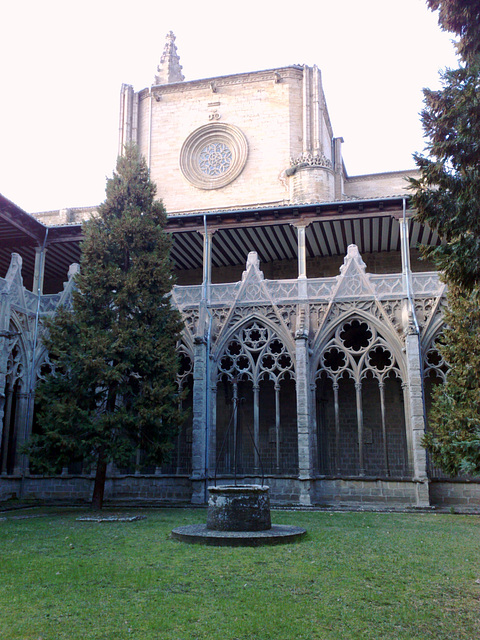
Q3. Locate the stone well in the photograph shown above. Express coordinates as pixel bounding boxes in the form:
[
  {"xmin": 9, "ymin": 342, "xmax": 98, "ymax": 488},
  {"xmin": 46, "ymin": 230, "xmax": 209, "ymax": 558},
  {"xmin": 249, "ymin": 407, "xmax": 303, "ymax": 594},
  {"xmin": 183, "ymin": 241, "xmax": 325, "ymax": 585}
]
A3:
[
  {"xmin": 171, "ymin": 483, "xmax": 306, "ymax": 546},
  {"xmin": 206, "ymin": 484, "xmax": 271, "ymax": 532}
]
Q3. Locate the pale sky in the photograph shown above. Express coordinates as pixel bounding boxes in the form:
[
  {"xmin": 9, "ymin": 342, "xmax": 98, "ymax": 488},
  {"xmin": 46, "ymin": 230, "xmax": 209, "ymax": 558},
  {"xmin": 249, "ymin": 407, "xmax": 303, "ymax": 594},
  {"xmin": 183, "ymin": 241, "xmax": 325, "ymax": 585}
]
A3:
[{"xmin": 1, "ymin": 0, "xmax": 458, "ymax": 214}]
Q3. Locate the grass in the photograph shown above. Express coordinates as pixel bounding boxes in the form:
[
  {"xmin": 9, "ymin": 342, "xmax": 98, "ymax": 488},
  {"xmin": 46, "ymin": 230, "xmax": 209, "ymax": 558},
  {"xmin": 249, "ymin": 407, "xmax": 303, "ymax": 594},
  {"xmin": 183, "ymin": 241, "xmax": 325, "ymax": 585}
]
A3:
[{"xmin": 0, "ymin": 508, "xmax": 479, "ymax": 640}]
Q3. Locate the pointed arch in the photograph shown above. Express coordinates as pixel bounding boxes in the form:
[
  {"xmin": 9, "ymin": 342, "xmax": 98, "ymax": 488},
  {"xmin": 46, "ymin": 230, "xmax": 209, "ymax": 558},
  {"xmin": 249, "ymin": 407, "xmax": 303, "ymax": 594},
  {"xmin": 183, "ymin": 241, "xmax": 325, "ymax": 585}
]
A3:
[
  {"xmin": 212, "ymin": 312, "xmax": 295, "ymax": 364},
  {"xmin": 213, "ymin": 315, "xmax": 298, "ymax": 477},
  {"xmin": 0, "ymin": 314, "xmax": 30, "ymax": 475},
  {"xmin": 311, "ymin": 306, "xmax": 407, "ymax": 383},
  {"xmin": 313, "ymin": 309, "xmax": 409, "ymax": 479}
]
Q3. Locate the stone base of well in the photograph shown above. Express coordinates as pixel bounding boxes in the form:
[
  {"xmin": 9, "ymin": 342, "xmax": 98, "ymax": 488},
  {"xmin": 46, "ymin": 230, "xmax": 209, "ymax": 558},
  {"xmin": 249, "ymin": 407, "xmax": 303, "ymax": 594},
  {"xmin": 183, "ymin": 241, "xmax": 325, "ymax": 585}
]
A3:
[
  {"xmin": 171, "ymin": 523, "xmax": 306, "ymax": 547},
  {"xmin": 206, "ymin": 484, "xmax": 271, "ymax": 532}
]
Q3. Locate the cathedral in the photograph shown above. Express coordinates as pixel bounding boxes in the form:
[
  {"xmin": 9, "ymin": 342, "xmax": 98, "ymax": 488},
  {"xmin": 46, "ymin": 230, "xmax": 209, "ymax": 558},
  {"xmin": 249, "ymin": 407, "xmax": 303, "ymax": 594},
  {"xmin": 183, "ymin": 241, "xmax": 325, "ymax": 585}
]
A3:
[{"xmin": 0, "ymin": 33, "xmax": 473, "ymax": 509}]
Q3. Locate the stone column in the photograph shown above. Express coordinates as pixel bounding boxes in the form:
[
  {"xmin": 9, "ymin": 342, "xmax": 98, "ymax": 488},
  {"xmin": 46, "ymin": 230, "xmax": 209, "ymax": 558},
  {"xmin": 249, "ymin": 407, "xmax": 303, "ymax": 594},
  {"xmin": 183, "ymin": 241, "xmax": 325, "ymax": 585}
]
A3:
[
  {"xmin": 209, "ymin": 383, "xmax": 217, "ymax": 473},
  {"xmin": 294, "ymin": 223, "xmax": 309, "ymax": 300},
  {"xmin": 400, "ymin": 205, "xmax": 430, "ymax": 506},
  {"xmin": 333, "ymin": 137, "xmax": 344, "ymax": 199},
  {"xmin": 399, "ymin": 214, "xmax": 412, "ymax": 292},
  {"xmin": 190, "ymin": 335, "xmax": 209, "ymax": 504},
  {"xmin": 302, "ymin": 65, "xmax": 312, "ymax": 153},
  {"xmin": 296, "ymin": 224, "xmax": 307, "ymax": 280},
  {"xmin": 200, "ymin": 228, "xmax": 214, "ymax": 289},
  {"xmin": 253, "ymin": 384, "xmax": 260, "ymax": 472},
  {"xmin": 13, "ymin": 392, "xmax": 30, "ymax": 475},
  {"xmin": 296, "ymin": 332, "xmax": 314, "ymax": 505},
  {"xmin": 0, "ymin": 291, "xmax": 12, "ymax": 444},
  {"xmin": 0, "ymin": 389, "xmax": 13, "ymax": 474},
  {"xmin": 405, "ymin": 331, "xmax": 430, "ymax": 507},
  {"xmin": 190, "ymin": 226, "xmax": 215, "ymax": 504},
  {"xmin": 32, "ymin": 246, "xmax": 47, "ymax": 295}
]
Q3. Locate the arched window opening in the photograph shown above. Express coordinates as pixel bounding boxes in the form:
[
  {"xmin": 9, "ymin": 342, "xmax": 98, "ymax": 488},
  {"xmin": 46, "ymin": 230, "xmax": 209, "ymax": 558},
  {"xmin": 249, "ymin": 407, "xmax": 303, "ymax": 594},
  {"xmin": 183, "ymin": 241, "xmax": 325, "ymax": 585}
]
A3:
[
  {"xmin": 315, "ymin": 318, "xmax": 408, "ymax": 478},
  {"xmin": 215, "ymin": 321, "xmax": 297, "ymax": 476},
  {"xmin": 423, "ymin": 336, "xmax": 450, "ymax": 479},
  {"xmin": 1, "ymin": 343, "xmax": 25, "ymax": 476}
]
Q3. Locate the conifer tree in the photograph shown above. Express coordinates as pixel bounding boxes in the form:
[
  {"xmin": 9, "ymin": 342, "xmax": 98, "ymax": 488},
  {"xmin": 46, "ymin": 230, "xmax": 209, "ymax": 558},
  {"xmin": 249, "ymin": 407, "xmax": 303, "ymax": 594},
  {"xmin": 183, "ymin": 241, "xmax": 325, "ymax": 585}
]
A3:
[
  {"xmin": 410, "ymin": 2, "xmax": 480, "ymax": 475},
  {"xmin": 423, "ymin": 285, "xmax": 480, "ymax": 475},
  {"xmin": 410, "ymin": 1, "xmax": 480, "ymax": 290},
  {"xmin": 26, "ymin": 144, "xmax": 184, "ymax": 508}
]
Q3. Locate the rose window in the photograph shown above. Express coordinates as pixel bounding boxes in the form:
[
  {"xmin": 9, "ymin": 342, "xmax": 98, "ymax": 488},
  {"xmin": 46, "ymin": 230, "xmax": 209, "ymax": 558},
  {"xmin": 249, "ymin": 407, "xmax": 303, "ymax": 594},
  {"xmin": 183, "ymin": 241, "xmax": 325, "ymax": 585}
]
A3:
[{"xmin": 179, "ymin": 123, "xmax": 248, "ymax": 189}]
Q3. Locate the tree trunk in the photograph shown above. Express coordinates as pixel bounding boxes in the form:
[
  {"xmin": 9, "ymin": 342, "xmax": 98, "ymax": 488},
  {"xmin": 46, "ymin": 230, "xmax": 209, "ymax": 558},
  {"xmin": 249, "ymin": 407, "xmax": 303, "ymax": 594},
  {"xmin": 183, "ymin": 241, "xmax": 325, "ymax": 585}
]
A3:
[{"xmin": 91, "ymin": 451, "xmax": 107, "ymax": 510}]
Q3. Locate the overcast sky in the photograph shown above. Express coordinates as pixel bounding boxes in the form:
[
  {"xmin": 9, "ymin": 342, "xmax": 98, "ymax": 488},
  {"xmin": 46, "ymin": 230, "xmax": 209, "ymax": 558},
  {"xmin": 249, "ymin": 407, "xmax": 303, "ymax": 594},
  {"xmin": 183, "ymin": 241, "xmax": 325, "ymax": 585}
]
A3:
[{"xmin": 1, "ymin": 0, "xmax": 458, "ymax": 214}]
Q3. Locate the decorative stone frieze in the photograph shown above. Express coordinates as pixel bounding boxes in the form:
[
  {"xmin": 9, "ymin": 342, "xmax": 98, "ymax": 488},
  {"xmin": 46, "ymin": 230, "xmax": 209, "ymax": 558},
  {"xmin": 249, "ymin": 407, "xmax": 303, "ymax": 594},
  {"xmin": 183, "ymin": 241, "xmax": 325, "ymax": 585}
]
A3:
[{"xmin": 289, "ymin": 151, "xmax": 333, "ymax": 170}]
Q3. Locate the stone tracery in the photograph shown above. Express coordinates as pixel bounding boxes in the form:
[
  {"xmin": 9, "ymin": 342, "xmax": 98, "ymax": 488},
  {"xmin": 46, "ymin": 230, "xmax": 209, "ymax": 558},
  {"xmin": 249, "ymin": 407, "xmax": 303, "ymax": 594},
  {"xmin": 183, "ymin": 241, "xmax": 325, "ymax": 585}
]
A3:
[
  {"xmin": 216, "ymin": 320, "xmax": 296, "ymax": 475},
  {"xmin": 199, "ymin": 142, "xmax": 232, "ymax": 176},
  {"xmin": 315, "ymin": 316, "xmax": 407, "ymax": 478}
]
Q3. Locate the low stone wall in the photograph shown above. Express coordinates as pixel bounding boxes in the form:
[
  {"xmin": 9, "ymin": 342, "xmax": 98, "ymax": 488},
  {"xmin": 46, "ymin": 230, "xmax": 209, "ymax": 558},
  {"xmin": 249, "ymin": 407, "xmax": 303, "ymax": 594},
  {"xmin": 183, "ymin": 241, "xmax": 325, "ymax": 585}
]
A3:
[
  {"xmin": 0, "ymin": 476, "xmax": 21, "ymax": 502},
  {"xmin": 313, "ymin": 478, "xmax": 421, "ymax": 506},
  {"xmin": 22, "ymin": 475, "xmax": 94, "ymax": 502},
  {"xmin": 0, "ymin": 474, "xmax": 192, "ymax": 505},
  {"xmin": 429, "ymin": 480, "xmax": 480, "ymax": 510},
  {"xmin": 106, "ymin": 474, "xmax": 192, "ymax": 504},
  {"xmin": 1, "ymin": 474, "xmax": 479, "ymax": 510},
  {"xmin": 207, "ymin": 477, "xmax": 425, "ymax": 507}
]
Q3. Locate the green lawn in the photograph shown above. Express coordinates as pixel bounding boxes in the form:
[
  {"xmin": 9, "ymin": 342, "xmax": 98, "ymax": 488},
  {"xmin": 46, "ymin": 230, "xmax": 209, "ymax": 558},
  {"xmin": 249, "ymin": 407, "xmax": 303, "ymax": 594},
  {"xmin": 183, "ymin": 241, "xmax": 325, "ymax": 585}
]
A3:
[{"xmin": 0, "ymin": 508, "xmax": 479, "ymax": 640}]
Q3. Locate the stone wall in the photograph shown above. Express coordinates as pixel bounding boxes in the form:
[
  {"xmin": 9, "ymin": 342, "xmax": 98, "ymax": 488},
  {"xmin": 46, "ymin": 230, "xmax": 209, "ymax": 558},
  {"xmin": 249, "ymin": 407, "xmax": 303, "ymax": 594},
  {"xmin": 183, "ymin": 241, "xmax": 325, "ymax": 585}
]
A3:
[
  {"xmin": 13, "ymin": 474, "xmax": 192, "ymax": 504},
  {"xmin": 344, "ymin": 170, "xmax": 420, "ymax": 199},
  {"xmin": 429, "ymin": 481, "xmax": 480, "ymax": 510},
  {"xmin": 2, "ymin": 474, "xmax": 480, "ymax": 510},
  {"xmin": 314, "ymin": 478, "xmax": 423, "ymax": 506},
  {"xmin": 138, "ymin": 69, "xmax": 304, "ymax": 213}
]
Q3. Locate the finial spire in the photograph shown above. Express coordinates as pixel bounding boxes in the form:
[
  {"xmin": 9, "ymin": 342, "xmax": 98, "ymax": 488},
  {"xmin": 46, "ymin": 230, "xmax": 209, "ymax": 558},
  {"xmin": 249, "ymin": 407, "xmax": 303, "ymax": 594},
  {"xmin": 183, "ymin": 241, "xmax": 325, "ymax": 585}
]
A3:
[{"xmin": 155, "ymin": 31, "xmax": 184, "ymax": 85}]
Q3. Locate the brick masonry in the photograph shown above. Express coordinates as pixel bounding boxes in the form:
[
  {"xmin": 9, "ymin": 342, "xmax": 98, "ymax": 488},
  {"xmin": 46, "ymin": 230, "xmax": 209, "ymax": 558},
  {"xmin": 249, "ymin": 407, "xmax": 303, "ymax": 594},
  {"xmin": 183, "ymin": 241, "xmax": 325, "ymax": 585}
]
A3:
[{"xmin": 5, "ymin": 474, "xmax": 478, "ymax": 510}]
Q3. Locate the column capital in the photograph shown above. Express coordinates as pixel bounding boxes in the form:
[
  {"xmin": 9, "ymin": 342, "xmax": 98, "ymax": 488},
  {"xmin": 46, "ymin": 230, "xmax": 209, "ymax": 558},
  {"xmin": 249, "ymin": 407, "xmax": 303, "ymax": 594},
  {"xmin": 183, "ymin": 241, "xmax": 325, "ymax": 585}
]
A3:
[
  {"xmin": 197, "ymin": 228, "xmax": 217, "ymax": 238},
  {"xmin": 290, "ymin": 220, "xmax": 311, "ymax": 230}
]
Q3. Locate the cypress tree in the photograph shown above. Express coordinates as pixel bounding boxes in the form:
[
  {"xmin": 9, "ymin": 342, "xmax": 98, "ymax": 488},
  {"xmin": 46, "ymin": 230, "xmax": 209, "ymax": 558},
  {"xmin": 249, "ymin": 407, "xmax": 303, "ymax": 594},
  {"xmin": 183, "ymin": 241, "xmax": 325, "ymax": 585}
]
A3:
[{"xmin": 26, "ymin": 144, "xmax": 184, "ymax": 508}]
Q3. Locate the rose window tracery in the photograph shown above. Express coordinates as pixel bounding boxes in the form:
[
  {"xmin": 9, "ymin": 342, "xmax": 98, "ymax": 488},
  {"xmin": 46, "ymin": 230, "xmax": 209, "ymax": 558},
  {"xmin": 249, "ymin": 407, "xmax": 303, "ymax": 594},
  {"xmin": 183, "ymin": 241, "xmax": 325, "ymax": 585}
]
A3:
[
  {"xmin": 6, "ymin": 342, "xmax": 24, "ymax": 387},
  {"xmin": 199, "ymin": 143, "xmax": 232, "ymax": 176},
  {"xmin": 177, "ymin": 347, "xmax": 194, "ymax": 391},
  {"xmin": 179, "ymin": 123, "xmax": 248, "ymax": 190}
]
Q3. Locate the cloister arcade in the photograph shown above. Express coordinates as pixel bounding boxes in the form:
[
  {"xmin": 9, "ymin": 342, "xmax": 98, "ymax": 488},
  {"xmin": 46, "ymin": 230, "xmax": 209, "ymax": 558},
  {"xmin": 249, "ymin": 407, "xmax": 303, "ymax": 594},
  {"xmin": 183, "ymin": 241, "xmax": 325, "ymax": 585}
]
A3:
[{"xmin": 0, "ymin": 194, "xmax": 461, "ymax": 508}]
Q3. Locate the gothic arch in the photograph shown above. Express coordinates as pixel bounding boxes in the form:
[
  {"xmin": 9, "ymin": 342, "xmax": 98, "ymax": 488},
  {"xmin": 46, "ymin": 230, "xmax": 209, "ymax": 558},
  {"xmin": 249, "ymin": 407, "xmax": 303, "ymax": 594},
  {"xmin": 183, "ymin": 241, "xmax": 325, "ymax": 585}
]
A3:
[
  {"xmin": 170, "ymin": 342, "xmax": 193, "ymax": 474},
  {"xmin": 0, "ymin": 317, "xmax": 29, "ymax": 475},
  {"xmin": 311, "ymin": 307, "xmax": 407, "ymax": 382},
  {"xmin": 212, "ymin": 312, "xmax": 295, "ymax": 364},
  {"xmin": 179, "ymin": 326, "xmax": 195, "ymax": 356},
  {"xmin": 213, "ymin": 317, "xmax": 298, "ymax": 476},
  {"xmin": 422, "ymin": 314, "xmax": 445, "ymax": 355},
  {"xmin": 313, "ymin": 312, "xmax": 409, "ymax": 479},
  {"xmin": 422, "ymin": 328, "xmax": 448, "ymax": 481}
]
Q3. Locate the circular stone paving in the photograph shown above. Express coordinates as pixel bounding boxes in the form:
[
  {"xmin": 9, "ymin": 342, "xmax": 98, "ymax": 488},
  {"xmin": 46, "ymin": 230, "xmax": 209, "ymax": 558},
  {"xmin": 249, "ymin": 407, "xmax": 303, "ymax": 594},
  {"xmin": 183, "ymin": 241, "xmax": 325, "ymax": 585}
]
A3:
[{"xmin": 171, "ymin": 523, "xmax": 306, "ymax": 547}]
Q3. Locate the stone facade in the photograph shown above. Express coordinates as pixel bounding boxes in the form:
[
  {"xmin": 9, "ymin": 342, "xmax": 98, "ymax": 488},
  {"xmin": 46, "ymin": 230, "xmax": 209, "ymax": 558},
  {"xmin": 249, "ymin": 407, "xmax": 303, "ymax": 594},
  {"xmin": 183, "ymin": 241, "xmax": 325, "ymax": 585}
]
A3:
[
  {"xmin": 118, "ymin": 33, "xmax": 418, "ymax": 215},
  {"xmin": 1, "ymin": 33, "xmax": 475, "ymax": 510}
]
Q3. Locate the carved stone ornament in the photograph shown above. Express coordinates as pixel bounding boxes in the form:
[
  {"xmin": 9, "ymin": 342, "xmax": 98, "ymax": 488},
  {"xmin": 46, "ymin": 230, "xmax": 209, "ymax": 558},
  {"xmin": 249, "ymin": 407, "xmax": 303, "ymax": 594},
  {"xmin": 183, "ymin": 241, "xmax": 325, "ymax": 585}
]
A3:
[
  {"xmin": 289, "ymin": 151, "xmax": 332, "ymax": 170},
  {"xmin": 179, "ymin": 123, "xmax": 248, "ymax": 190}
]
